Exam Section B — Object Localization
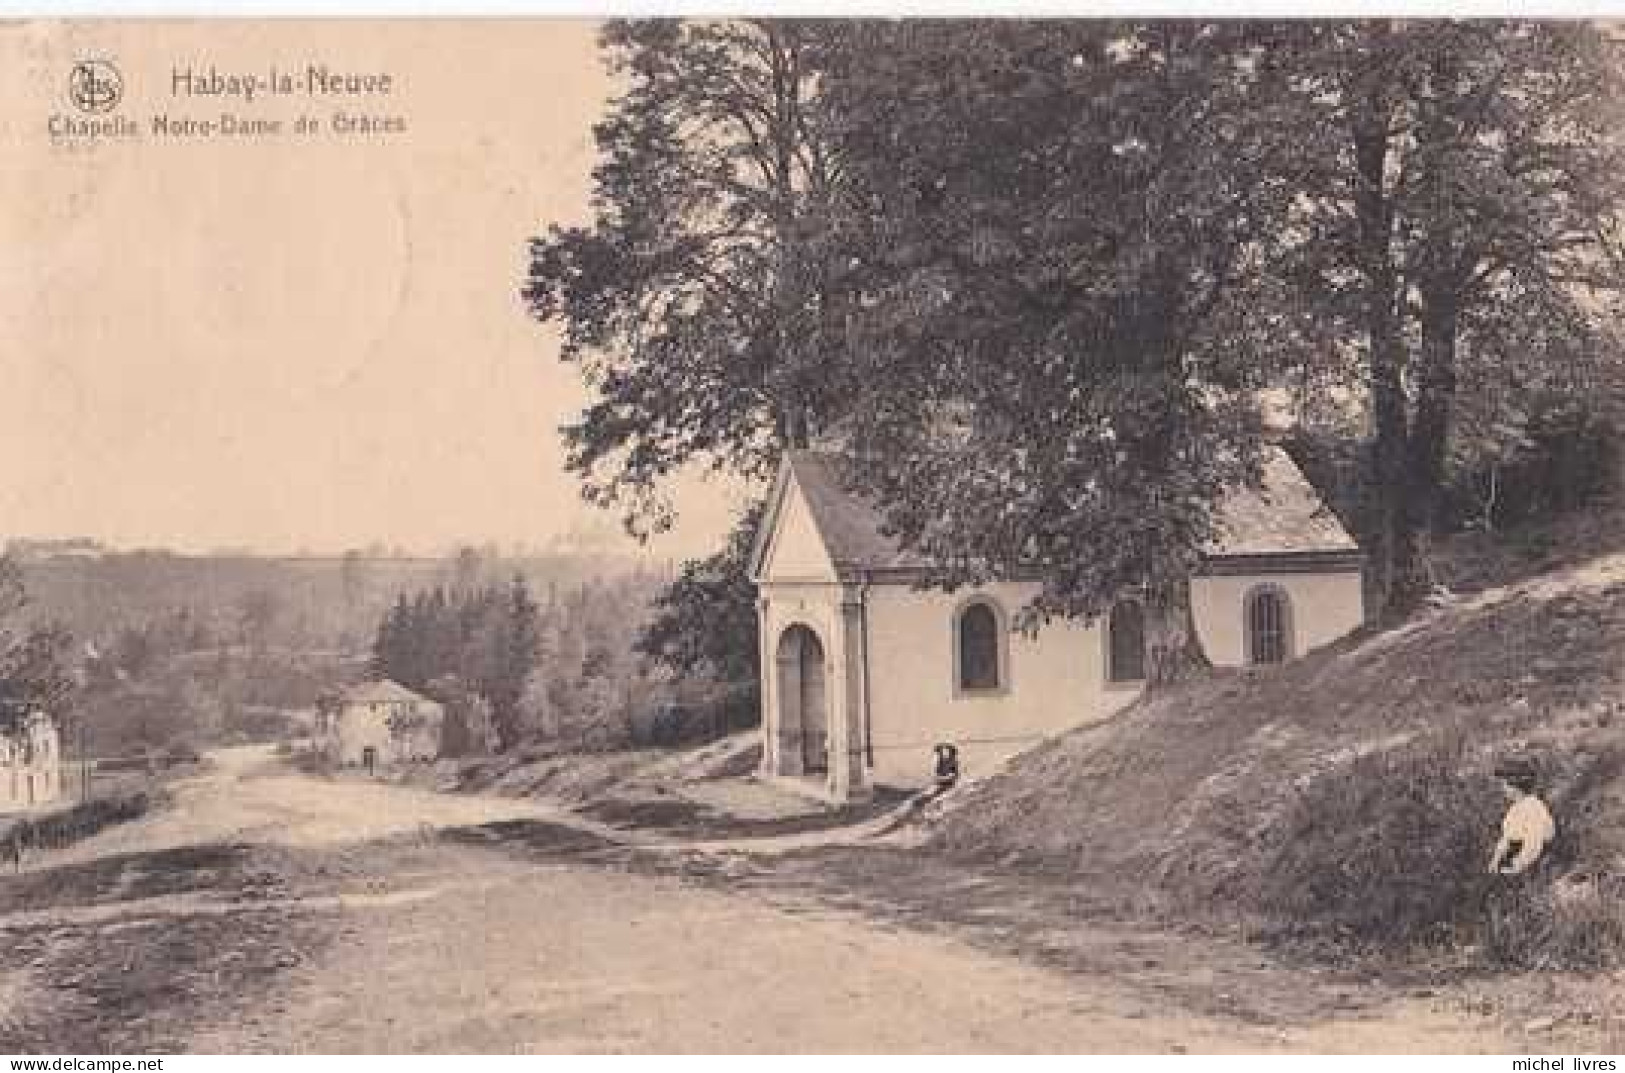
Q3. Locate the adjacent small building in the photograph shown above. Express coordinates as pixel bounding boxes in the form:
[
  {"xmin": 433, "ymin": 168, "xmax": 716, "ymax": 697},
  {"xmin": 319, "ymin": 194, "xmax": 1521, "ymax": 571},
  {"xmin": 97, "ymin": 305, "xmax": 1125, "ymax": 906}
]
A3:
[
  {"xmin": 1, "ymin": 712, "xmax": 64, "ymax": 813},
  {"xmin": 749, "ymin": 447, "xmax": 1366, "ymax": 801},
  {"xmin": 318, "ymin": 680, "xmax": 444, "ymax": 769}
]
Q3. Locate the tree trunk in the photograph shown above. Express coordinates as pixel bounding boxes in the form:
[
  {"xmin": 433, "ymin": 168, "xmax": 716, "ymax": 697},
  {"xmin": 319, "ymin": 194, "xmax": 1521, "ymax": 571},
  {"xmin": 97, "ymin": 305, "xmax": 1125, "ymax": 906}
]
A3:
[
  {"xmin": 1368, "ymin": 317, "xmax": 1420, "ymax": 620},
  {"xmin": 1350, "ymin": 71, "xmax": 1427, "ymax": 623},
  {"xmin": 1384, "ymin": 45, "xmax": 1468, "ymax": 616},
  {"xmin": 1395, "ymin": 284, "xmax": 1461, "ymax": 601},
  {"xmin": 1142, "ymin": 573, "xmax": 1211, "ymax": 690}
]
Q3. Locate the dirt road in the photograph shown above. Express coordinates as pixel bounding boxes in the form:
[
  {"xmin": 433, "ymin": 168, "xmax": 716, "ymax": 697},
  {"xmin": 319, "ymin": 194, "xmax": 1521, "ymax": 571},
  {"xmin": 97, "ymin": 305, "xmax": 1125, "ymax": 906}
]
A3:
[
  {"xmin": 49, "ymin": 746, "xmax": 611, "ymax": 860},
  {"xmin": 2, "ymin": 749, "xmax": 1545, "ymax": 1053}
]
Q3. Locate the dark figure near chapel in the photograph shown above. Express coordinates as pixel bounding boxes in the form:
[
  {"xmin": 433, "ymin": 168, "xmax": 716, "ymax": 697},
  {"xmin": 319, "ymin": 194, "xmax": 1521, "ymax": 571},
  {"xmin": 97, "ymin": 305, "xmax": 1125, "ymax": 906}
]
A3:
[
  {"xmin": 933, "ymin": 742, "xmax": 960, "ymax": 792},
  {"xmin": 2, "ymin": 821, "xmax": 24, "ymax": 873}
]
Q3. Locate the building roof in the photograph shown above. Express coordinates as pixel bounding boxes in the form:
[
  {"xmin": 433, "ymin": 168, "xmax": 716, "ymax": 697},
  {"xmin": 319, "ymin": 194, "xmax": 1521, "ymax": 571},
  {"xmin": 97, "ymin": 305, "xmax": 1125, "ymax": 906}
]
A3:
[
  {"xmin": 1205, "ymin": 446, "xmax": 1360, "ymax": 558},
  {"xmin": 775, "ymin": 451, "xmax": 932, "ymax": 574},
  {"xmin": 751, "ymin": 446, "xmax": 1359, "ymax": 582},
  {"xmin": 343, "ymin": 679, "xmax": 435, "ymax": 707}
]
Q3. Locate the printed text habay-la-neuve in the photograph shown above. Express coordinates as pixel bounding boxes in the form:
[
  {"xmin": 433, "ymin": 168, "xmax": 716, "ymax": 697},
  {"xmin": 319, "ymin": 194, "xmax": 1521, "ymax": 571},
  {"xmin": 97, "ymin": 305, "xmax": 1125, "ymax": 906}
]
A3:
[{"xmin": 171, "ymin": 65, "xmax": 393, "ymax": 104}]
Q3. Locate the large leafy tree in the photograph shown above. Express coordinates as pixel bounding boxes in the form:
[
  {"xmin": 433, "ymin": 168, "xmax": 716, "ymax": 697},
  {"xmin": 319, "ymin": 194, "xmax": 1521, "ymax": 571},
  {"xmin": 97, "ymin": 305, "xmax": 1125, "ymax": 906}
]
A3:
[
  {"xmin": 1283, "ymin": 21, "xmax": 1625, "ymax": 618},
  {"xmin": 523, "ymin": 20, "xmax": 851, "ymax": 537},
  {"xmin": 634, "ymin": 502, "xmax": 762, "ymax": 690},
  {"xmin": 524, "ymin": 21, "xmax": 859, "ymax": 708},
  {"xmin": 821, "ymin": 21, "xmax": 1300, "ymax": 683},
  {"xmin": 530, "ymin": 19, "xmax": 1625, "ymax": 696},
  {"xmin": 0, "ymin": 555, "xmax": 75, "ymax": 734}
]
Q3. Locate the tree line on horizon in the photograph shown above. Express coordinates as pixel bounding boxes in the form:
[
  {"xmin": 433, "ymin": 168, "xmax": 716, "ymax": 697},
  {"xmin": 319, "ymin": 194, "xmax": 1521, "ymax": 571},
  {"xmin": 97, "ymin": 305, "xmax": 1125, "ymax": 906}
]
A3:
[{"xmin": 0, "ymin": 547, "xmax": 690, "ymax": 760}]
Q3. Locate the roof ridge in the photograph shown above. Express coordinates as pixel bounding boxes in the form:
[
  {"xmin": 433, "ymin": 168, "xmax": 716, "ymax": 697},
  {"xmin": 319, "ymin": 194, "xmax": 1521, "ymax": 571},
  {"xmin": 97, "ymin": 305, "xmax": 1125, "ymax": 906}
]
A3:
[{"xmin": 762, "ymin": 445, "xmax": 1358, "ymax": 580}]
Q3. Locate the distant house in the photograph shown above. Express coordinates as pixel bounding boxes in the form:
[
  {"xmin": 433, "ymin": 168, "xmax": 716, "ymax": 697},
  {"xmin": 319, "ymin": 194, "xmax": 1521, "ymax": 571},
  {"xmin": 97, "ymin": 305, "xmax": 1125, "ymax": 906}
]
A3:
[
  {"xmin": 1, "ymin": 712, "xmax": 64, "ymax": 813},
  {"xmin": 748, "ymin": 447, "xmax": 1365, "ymax": 802},
  {"xmin": 318, "ymin": 680, "xmax": 443, "ymax": 769}
]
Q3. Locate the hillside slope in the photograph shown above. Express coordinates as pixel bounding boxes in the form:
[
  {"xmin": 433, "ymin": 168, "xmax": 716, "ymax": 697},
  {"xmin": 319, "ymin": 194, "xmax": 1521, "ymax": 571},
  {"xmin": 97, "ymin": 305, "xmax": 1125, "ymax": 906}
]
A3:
[{"xmin": 930, "ymin": 552, "xmax": 1625, "ymax": 961}]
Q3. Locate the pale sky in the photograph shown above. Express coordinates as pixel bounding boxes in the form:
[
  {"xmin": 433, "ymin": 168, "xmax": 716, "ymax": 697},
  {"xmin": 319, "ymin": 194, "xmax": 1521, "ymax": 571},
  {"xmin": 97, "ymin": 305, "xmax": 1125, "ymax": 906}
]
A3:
[{"xmin": 0, "ymin": 20, "xmax": 747, "ymax": 558}]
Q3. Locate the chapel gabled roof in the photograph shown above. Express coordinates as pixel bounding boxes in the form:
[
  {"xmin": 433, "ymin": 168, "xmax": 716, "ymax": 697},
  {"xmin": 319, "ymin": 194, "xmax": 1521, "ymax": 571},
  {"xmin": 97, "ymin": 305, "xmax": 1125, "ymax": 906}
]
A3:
[
  {"xmin": 343, "ymin": 679, "xmax": 434, "ymax": 706},
  {"xmin": 750, "ymin": 446, "xmax": 1360, "ymax": 583},
  {"xmin": 1205, "ymin": 446, "xmax": 1361, "ymax": 558}
]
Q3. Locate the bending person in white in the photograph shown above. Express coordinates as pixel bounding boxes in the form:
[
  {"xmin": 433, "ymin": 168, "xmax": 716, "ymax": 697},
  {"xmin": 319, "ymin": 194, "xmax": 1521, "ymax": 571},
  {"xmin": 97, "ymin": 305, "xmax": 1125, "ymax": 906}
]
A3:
[{"xmin": 1488, "ymin": 759, "xmax": 1556, "ymax": 876}]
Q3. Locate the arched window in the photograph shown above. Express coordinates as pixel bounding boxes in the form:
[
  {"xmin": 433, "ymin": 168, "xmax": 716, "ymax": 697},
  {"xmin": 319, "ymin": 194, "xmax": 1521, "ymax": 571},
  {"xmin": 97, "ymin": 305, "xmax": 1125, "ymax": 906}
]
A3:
[
  {"xmin": 1246, "ymin": 586, "xmax": 1292, "ymax": 665},
  {"xmin": 956, "ymin": 600, "xmax": 1004, "ymax": 693},
  {"xmin": 1107, "ymin": 600, "xmax": 1146, "ymax": 683}
]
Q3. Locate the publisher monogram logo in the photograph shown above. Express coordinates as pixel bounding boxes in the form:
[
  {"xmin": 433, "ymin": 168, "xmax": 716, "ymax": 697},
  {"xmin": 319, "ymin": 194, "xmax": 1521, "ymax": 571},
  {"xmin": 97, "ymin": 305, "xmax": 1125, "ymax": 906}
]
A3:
[{"xmin": 68, "ymin": 60, "xmax": 122, "ymax": 114}]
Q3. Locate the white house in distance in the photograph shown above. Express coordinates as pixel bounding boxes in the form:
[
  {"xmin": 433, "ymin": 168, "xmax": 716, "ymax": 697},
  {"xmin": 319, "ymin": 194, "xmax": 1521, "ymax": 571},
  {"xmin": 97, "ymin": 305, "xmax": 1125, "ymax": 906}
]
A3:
[
  {"xmin": 1, "ymin": 712, "xmax": 64, "ymax": 813},
  {"xmin": 318, "ymin": 680, "xmax": 444, "ymax": 769},
  {"xmin": 748, "ymin": 447, "xmax": 1365, "ymax": 802}
]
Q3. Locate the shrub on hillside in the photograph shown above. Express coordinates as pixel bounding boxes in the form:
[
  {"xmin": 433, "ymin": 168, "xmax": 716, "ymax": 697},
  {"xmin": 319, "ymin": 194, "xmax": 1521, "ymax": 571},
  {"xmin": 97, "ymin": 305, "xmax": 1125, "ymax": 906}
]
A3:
[
  {"xmin": 1483, "ymin": 742, "xmax": 1625, "ymax": 968},
  {"xmin": 7, "ymin": 789, "xmax": 163, "ymax": 851},
  {"xmin": 1486, "ymin": 872, "xmax": 1625, "ymax": 969},
  {"xmin": 1250, "ymin": 736, "xmax": 1625, "ymax": 967},
  {"xmin": 1248, "ymin": 737, "xmax": 1504, "ymax": 949}
]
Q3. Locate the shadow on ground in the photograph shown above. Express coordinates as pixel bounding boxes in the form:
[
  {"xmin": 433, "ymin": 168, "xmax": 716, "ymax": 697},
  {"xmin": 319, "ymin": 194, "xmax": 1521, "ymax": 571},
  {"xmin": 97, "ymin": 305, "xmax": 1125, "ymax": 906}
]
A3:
[
  {"xmin": 578, "ymin": 785, "xmax": 914, "ymax": 840},
  {"xmin": 0, "ymin": 843, "xmax": 256, "ymax": 915},
  {"xmin": 436, "ymin": 817, "xmax": 624, "ymax": 858},
  {"xmin": 621, "ymin": 841, "xmax": 1449, "ymax": 1030},
  {"xmin": 0, "ymin": 841, "xmax": 332, "ymax": 1053}
]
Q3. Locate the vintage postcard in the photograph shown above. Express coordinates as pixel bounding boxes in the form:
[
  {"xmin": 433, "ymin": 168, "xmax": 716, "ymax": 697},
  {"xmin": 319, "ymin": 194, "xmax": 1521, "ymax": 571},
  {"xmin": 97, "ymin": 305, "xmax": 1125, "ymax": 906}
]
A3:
[{"xmin": 2, "ymin": 17, "xmax": 1623, "ymax": 1056}]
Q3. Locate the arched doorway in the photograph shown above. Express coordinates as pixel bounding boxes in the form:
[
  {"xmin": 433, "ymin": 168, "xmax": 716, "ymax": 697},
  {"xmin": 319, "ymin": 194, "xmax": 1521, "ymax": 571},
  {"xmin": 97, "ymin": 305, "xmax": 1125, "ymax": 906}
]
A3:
[{"xmin": 776, "ymin": 624, "xmax": 828, "ymax": 775}]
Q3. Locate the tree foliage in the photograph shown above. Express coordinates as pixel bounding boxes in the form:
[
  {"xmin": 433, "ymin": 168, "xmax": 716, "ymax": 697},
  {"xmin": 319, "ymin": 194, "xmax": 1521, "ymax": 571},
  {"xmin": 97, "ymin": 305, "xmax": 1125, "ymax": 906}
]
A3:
[
  {"xmin": 523, "ymin": 20, "xmax": 851, "ymax": 537},
  {"xmin": 370, "ymin": 577, "xmax": 542, "ymax": 751},
  {"xmin": 1279, "ymin": 21, "xmax": 1625, "ymax": 616},
  {"xmin": 634, "ymin": 502, "xmax": 762, "ymax": 689},
  {"xmin": 528, "ymin": 19, "xmax": 1625, "ymax": 697},
  {"xmin": 0, "ymin": 555, "xmax": 75, "ymax": 735},
  {"xmin": 821, "ymin": 21, "xmax": 1307, "ymax": 680}
]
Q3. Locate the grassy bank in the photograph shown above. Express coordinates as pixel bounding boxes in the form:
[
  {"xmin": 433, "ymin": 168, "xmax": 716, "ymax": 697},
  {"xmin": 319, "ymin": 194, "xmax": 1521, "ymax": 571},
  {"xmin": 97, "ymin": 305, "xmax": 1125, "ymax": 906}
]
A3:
[{"xmin": 928, "ymin": 553, "xmax": 1625, "ymax": 967}]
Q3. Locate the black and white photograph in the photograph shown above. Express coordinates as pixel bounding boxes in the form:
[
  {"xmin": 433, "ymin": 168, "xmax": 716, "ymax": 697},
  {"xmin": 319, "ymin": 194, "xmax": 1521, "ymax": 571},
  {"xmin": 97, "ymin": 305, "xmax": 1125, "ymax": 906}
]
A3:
[{"xmin": 1, "ymin": 15, "xmax": 1623, "ymax": 1055}]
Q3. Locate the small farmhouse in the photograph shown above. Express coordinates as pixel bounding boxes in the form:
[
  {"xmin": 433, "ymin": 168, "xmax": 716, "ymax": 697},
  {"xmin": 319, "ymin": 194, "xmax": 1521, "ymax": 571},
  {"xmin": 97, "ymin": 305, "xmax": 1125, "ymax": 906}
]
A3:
[
  {"xmin": 319, "ymin": 680, "xmax": 444, "ymax": 769},
  {"xmin": 749, "ymin": 447, "xmax": 1365, "ymax": 801},
  {"xmin": 1, "ymin": 712, "xmax": 63, "ymax": 813}
]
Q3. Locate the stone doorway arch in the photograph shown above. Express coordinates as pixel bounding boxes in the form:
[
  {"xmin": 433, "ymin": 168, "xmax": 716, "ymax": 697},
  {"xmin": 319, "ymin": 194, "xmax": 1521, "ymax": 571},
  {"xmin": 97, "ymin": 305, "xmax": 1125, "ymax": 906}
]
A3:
[{"xmin": 776, "ymin": 624, "xmax": 828, "ymax": 775}]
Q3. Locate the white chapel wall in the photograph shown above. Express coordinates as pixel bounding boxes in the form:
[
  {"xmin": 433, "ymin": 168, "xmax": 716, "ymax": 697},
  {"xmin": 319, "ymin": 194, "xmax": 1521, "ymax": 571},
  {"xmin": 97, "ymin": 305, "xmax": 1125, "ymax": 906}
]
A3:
[
  {"xmin": 856, "ymin": 569, "xmax": 1364, "ymax": 788},
  {"xmin": 1191, "ymin": 571, "xmax": 1365, "ymax": 665},
  {"xmin": 861, "ymin": 581, "xmax": 1116, "ymax": 787}
]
